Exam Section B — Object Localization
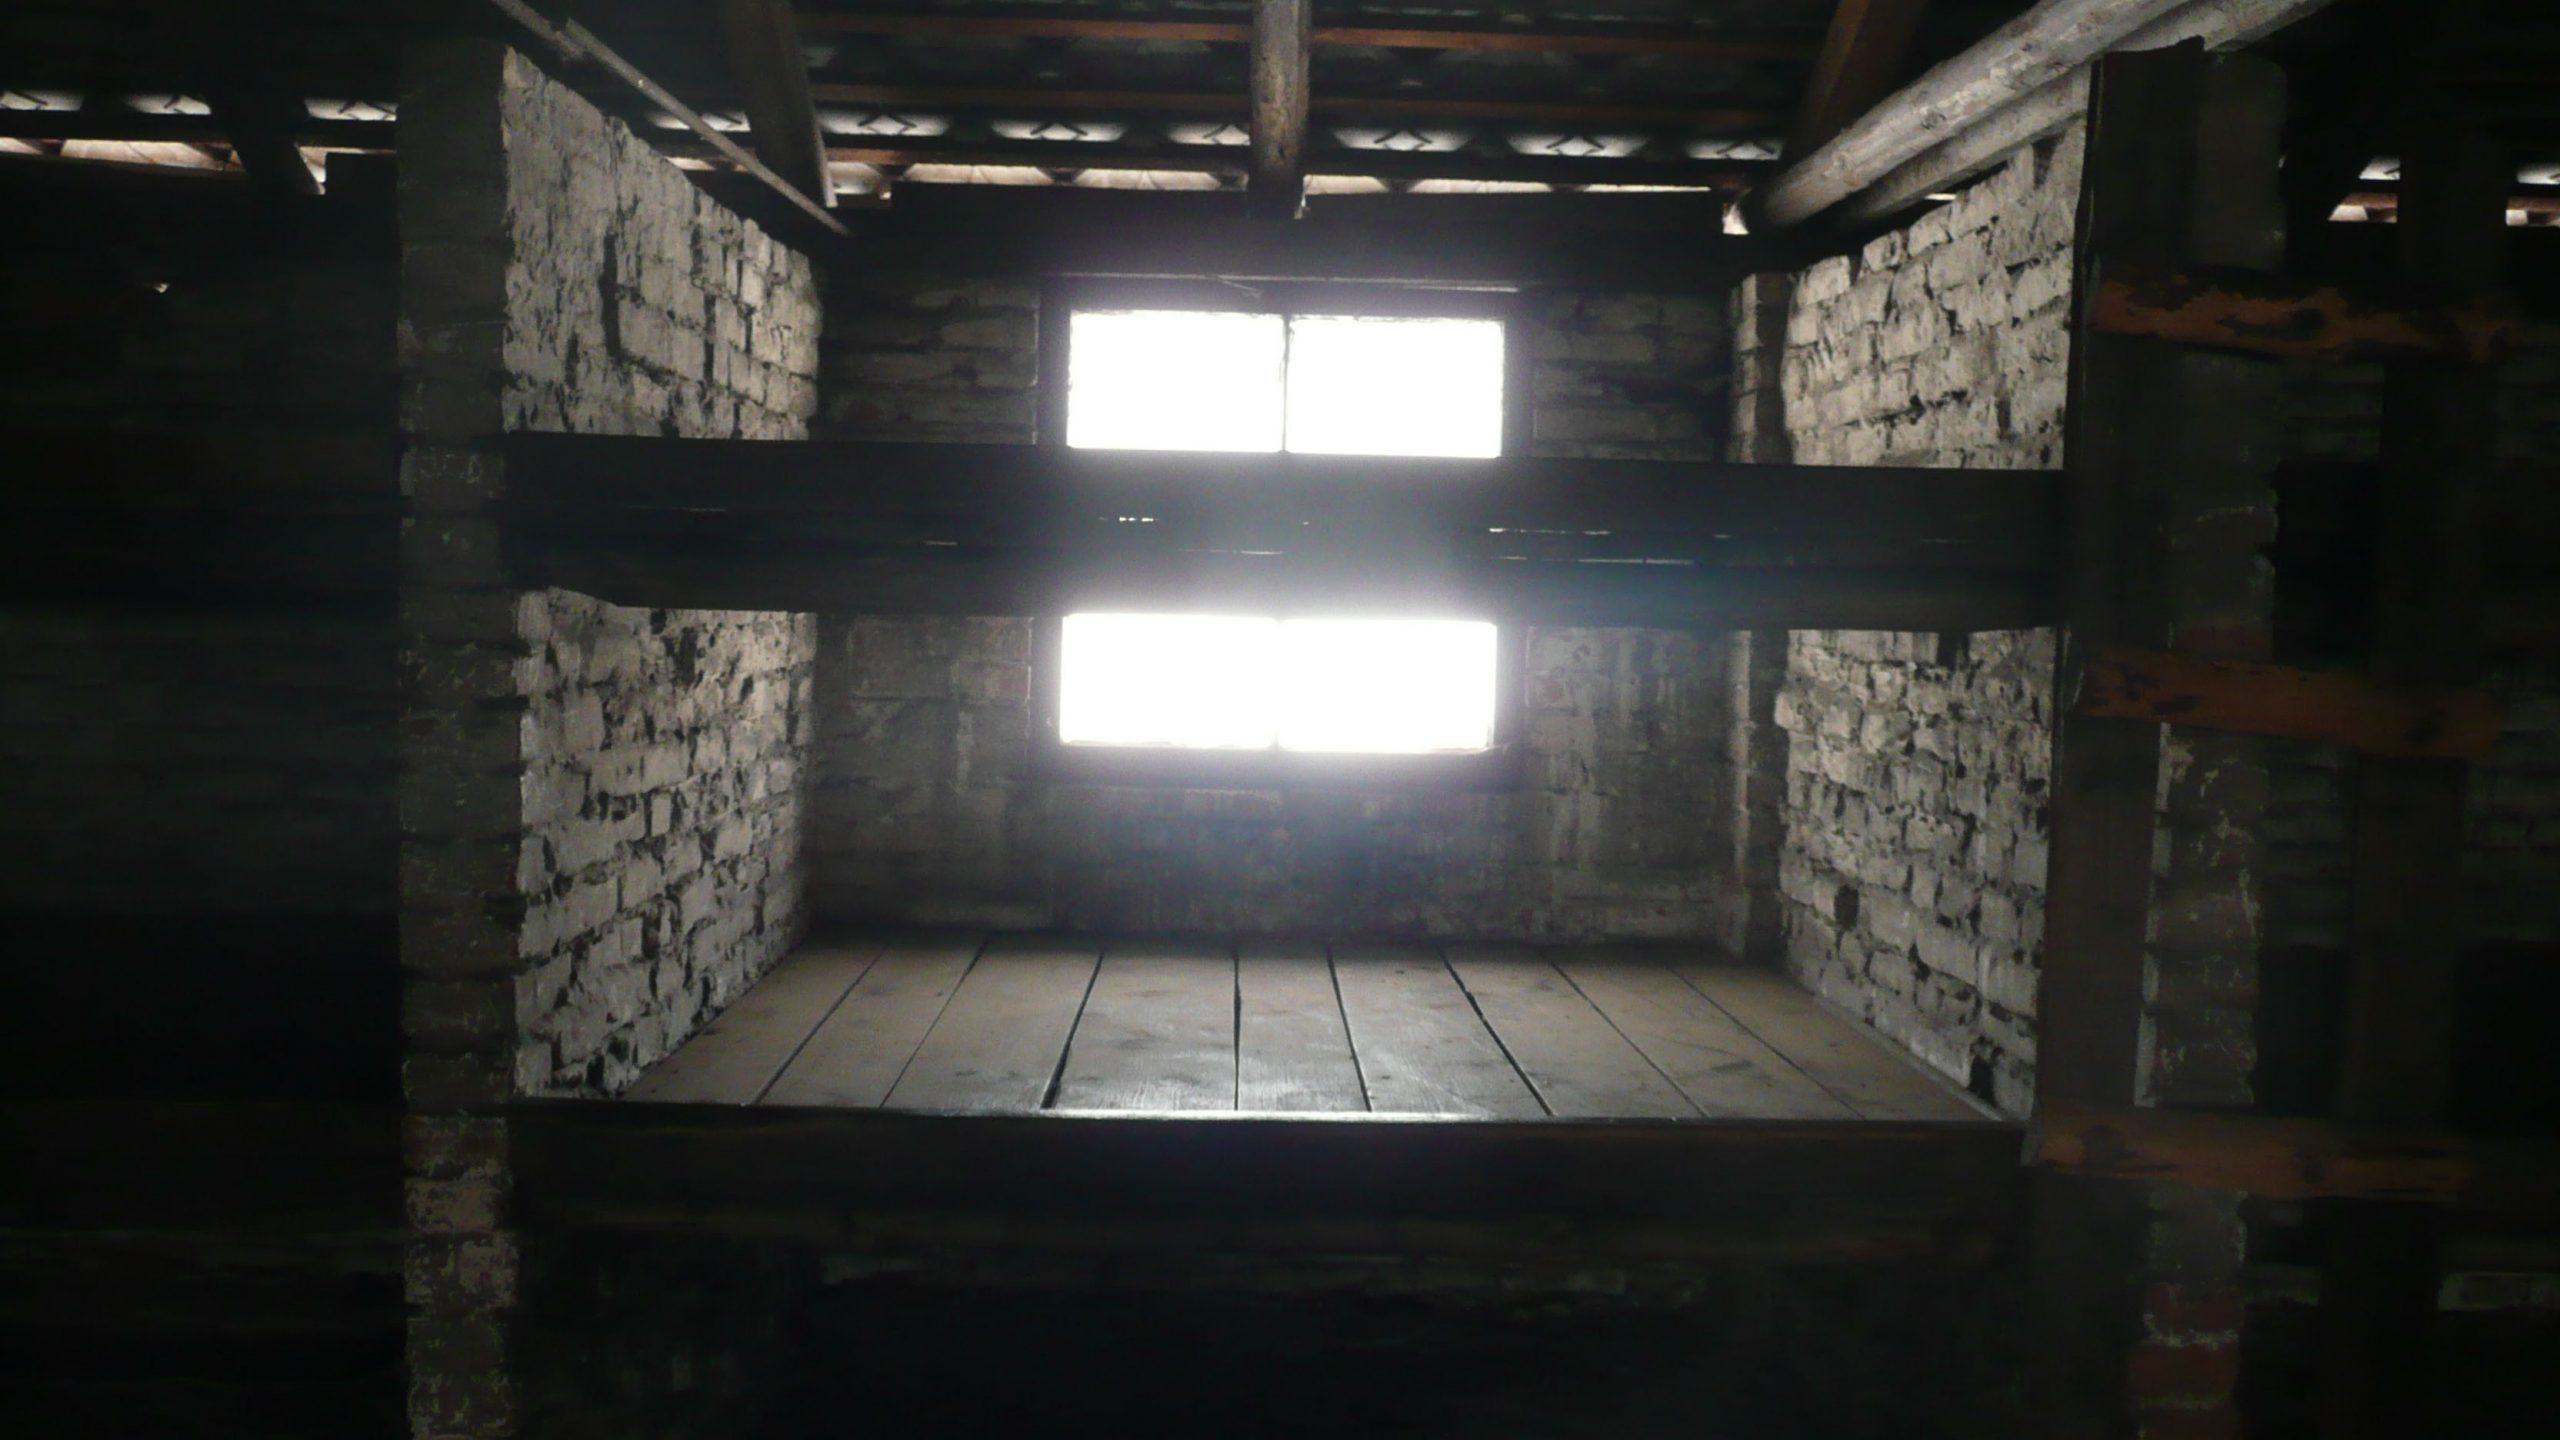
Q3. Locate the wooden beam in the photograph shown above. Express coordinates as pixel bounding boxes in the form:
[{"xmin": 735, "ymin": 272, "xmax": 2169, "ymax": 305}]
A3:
[
  {"xmin": 2090, "ymin": 269, "xmax": 2521, "ymax": 364},
  {"xmin": 813, "ymin": 134, "xmax": 1763, "ymax": 190},
  {"xmin": 483, "ymin": 0, "xmax": 845, "ymax": 238},
  {"xmin": 2035, "ymin": 1104, "xmax": 2560, "ymax": 1220},
  {"xmin": 795, "ymin": 12, "xmax": 1822, "ymax": 62},
  {"xmin": 807, "ymin": 81, "xmax": 1780, "ymax": 133},
  {"xmin": 495, "ymin": 435, "xmax": 2063, "ymax": 630},
  {"xmin": 1788, "ymin": 0, "xmax": 1931, "ymax": 162},
  {"xmin": 2072, "ymin": 646, "xmax": 2503, "ymax": 758},
  {"xmin": 507, "ymin": 1101, "xmax": 2024, "ymax": 1262},
  {"xmin": 837, "ymin": 185, "xmax": 1767, "ymax": 289},
  {"xmin": 1754, "ymin": 0, "xmax": 2341, "ymax": 227},
  {"xmin": 716, "ymin": 0, "xmax": 833, "ymax": 207},
  {"xmin": 1248, "ymin": 0, "xmax": 1311, "ymax": 219}
]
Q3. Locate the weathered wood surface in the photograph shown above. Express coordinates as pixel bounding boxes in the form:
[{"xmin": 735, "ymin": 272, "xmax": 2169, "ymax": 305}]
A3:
[
  {"xmin": 795, "ymin": 12, "xmax": 1823, "ymax": 61},
  {"xmin": 1247, "ymin": 0, "xmax": 1311, "ymax": 218},
  {"xmin": 2037, "ymin": 1103, "xmax": 2560, "ymax": 1221},
  {"xmin": 1052, "ymin": 942, "xmax": 1238, "ymax": 1112},
  {"xmin": 1331, "ymin": 945, "xmax": 1544, "ymax": 1118},
  {"xmin": 762, "ymin": 935, "xmax": 981, "ymax": 1109},
  {"xmin": 1445, "ymin": 947, "xmax": 1698, "ymax": 1119},
  {"xmin": 624, "ymin": 939, "xmax": 882, "ymax": 1105},
  {"xmin": 2090, "ymin": 270, "xmax": 2520, "ymax": 364},
  {"xmin": 1681, "ymin": 961, "xmax": 1985, "ymax": 1122},
  {"xmin": 2073, "ymin": 645, "xmax": 2503, "ymax": 758},
  {"xmin": 1549, "ymin": 950, "xmax": 1854, "ymax": 1120},
  {"xmin": 1235, "ymin": 943, "xmax": 1368, "ymax": 1112},
  {"xmin": 880, "ymin": 935, "xmax": 1100, "ymax": 1111}
]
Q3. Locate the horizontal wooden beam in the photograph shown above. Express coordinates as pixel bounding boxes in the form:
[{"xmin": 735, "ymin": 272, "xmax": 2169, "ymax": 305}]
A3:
[
  {"xmin": 796, "ymin": 12, "xmax": 1823, "ymax": 62},
  {"xmin": 509, "ymin": 1101, "xmax": 2021, "ymax": 1262},
  {"xmin": 2089, "ymin": 269, "xmax": 2523, "ymax": 364},
  {"xmin": 497, "ymin": 435, "xmax": 2062, "ymax": 629},
  {"xmin": 2071, "ymin": 645, "xmax": 2505, "ymax": 758},
  {"xmin": 2034, "ymin": 1102, "xmax": 2560, "ymax": 1222},
  {"xmin": 808, "ymin": 81, "xmax": 1782, "ymax": 133},
  {"xmin": 811, "ymin": 135, "xmax": 1764, "ymax": 190},
  {"xmin": 839, "ymin": 187, "xmax": 1768, "ymax": 288}
]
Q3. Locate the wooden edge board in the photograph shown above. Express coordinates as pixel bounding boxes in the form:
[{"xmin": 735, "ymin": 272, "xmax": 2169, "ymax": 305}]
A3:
[{"xmin": 2073, "ymin": 644, "xmax": 2504, "ymax": 759}]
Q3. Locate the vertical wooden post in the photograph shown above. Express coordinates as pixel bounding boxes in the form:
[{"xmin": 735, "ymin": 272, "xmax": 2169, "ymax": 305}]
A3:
[
  {"xmin": 2033, "ymin": 40, "xmax": 2286, "ymax": 1435},
  {"xmin": 2319, "ymin": 3, "xmax": 2507, "ymax": 1432},
  {"xmin": 1248, "ymin": 0, "xmax": 1312, "ymax": 218}
]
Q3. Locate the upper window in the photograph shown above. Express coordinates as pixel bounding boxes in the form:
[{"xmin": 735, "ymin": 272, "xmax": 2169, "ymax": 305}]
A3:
[
  {"xmin": 1043, "ymin": 284, "xmax": 1517, "ymax": 782},
  {"xmin": 1065, "ymin": 308, "xmax": 1506, "ymax": 458}
]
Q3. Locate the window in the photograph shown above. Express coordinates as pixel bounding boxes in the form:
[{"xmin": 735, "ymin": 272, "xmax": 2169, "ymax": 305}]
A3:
[{"xmin": 1038, "ymin": 282, "xmax": 1519, "ymax": 787}]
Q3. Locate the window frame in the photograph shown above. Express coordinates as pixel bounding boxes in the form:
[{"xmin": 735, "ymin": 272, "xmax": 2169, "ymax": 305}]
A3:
[{"xmin": 1032, "ymin": 278, "xmax": 1531, "ymax": 792}]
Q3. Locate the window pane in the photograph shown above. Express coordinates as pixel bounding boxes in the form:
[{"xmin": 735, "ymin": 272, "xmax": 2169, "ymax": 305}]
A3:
[
  {"xmin": 1058, "ymin": 613, "xmax": 1280, "ymax": 748},
  {"xmin": 1275, "ymin": 618, "xmax": 1499, "ymax": 753},
  {"xmin": 1284, "ymin": 316, "xmax": 1504, "ymax": 458},
  {"xmin": 1065, "ymin": 310, "xmax": 1285, "ymax": 451}
]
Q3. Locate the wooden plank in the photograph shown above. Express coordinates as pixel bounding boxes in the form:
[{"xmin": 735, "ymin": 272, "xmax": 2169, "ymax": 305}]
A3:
[
  {"xmin": 809, "ymin": 81, "xmax": 1777, "ymax": 132},
  {"xmin": 761, "ymin": 934, "xmax": 981, "ymax": 1109},
  {"xmin": 2073, "ymin": 645, "xmax": 2503, "ymax": 758},
  {"xmin": 1051, "ymin": 941, "xmax": 1238, "ymax": 1112},
  {"xmin": 1248, "ymin": 0, "xmax": 1311, "ymax": 218},
  {"xmin": 1547, "ymin": 949, "xmax": 1854, "ymax": 1120},
  {"xmin": 881, "ymin": 935, "xmax": 1101, "ymax": 1112},
  {"xmin": 2038, "ymin": 1104, "xmax": 2560, "ymax": 1221},
  {"xmin": 1676, "ymin": 959, "xmax": 1984, "ymax": 1123},
  {"xmin": 510, "ymin": 1101, "xmax": 2027, "ymax": 1263},
  {"xmin": 1235, "ymin": 942, "xmax": 1367, "ymax": 1113},
  {"xmin": 2089, "ymin": 270, "xmax": 2520, "ymax": 364},
  {"xmin": 717, "ymin": 0, "xmax": 834, "ymax": 208},
  {"xmin": 1787, "ymin": 0, "xmax": 1932, "ymax": 163},
  {"xmin": 1444, "ymin": 946, "xmax": 1698, "ymax": 1119},
  {"xmin": 1330, "ymin": 944, "xmax": 1542, "ymax": 1118},
  {"xmin": 483, "ymin": 0, "xmax": 847, "ymax": 238},
  {"xmin": 624, "ymin": 939, "xmax": 883, "ymax": 1105}
]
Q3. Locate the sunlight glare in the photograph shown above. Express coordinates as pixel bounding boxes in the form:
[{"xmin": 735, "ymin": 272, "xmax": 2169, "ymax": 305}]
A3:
[
  {"xmin": 1065, "ymin": 311, "xmax": 1284, "ymax": 451},
  {"xmin": 1058, "ymin": 614, "xmax": 1280, "ymax": 748},
  {"xmin": 1284, "ymin": 315, "xmax": 1504, "ymax": 458}
]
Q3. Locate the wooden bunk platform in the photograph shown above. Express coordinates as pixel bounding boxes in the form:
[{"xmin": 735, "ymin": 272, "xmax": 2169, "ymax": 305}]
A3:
[
  {"xmin": 618, "ymin": 931, "xmax": 1994, "ymax": 1122},
  {"xmin": 508, "ymin": 934, "xmax": 2021, "ymax": 1271}
]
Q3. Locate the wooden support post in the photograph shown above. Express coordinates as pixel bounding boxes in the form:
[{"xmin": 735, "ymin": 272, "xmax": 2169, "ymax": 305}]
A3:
[
  {"xmin": 2032, "ymin": 42, "xmax": 2287, "ymax": 1437},
  {"xmin": 1248, "ymin": 0, "xmax": 1312, "ymax": 218},
  {"xmin": 716, "ymin": 0, "xmax": 834, "ymax": 209},
  {"xmin": 2319, "ymin": 3, "xmax": 2508, "ymax": 1433},
  {"xmin": 2088, "ymin": 269, "xmax": 2520, "ymax": 364}
]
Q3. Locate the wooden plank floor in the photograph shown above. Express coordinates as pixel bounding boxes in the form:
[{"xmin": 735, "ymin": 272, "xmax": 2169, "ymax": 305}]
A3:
[{"xmin": 625, "ymin": 930, "xmax": 1997, "ymax": 1123}]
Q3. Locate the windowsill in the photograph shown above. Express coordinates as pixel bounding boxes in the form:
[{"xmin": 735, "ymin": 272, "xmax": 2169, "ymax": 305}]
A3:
[{"xmin": 1032, "ymin": 742, "xmax": 1527, "ymax": 794}]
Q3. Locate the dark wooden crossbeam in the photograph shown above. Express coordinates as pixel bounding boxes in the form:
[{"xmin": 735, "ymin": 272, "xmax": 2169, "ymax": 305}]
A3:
[
  {"xmin": 793, "ymin": 12, "xmax": 1823, "ymax": 63},
  {"xmin": 2090, "ymin": 267, "xmax": 2523, "ymax": 364},
  {"xmin": 497, "ymin": 435, "xmax": 2063, "ymax": 631},
  {"xmin": 840, "ymin": 188, "xmax": 1770, "ymax": 288},
  {"xmin": 717, "ymin": 0, "xmax": 834, "ymax": 208},
  {"xmin": 2072, "ymin": 645, "xmax": 2504, "ymax": 759},
  {"xmin": 2035, "ymin": 1103, "xmax": 2560, "ymax": 1223},
  {"xmin": 1787, "ymin": 0, "xmax": 1931, "ymax": 162}
]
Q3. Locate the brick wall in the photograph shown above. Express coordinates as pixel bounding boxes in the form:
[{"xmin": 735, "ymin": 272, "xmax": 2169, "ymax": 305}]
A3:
[
  {"xmin": 807, "ymin": 270, "xmax": 1747, "ymax": 940},
  {"xmin": 1726, "ymin": 130, "xmax": 2082, "ymax": 1115},
  {"xmin": 397, "ymin": 41, "xmax": 820, "ymax": 1437}
]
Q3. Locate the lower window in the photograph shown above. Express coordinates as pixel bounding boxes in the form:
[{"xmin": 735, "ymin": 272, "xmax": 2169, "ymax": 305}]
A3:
[{"xmin": 1041, "ymin": 612, "xmax": 1518, "ymax": 789}]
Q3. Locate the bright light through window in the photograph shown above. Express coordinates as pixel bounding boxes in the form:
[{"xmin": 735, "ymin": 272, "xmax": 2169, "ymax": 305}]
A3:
[
  {"xmin": 1058, "ymin": 300, "xmax": 1506, "ymax": 758},
  {"xmin": 1064, "ymin": 309, "xmax": 1503, "ymax": 457},
  {"xmin": 1061, "ymin": 614, "xmax": 1498, "ymax": 754},
  {"xmin": 1285, "ymin": 316, "xmax": 1504, "ymax": 458},
  {"xmin": 1065, "ymin": 311, "xmax": 1283, "ymax": 452}
]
